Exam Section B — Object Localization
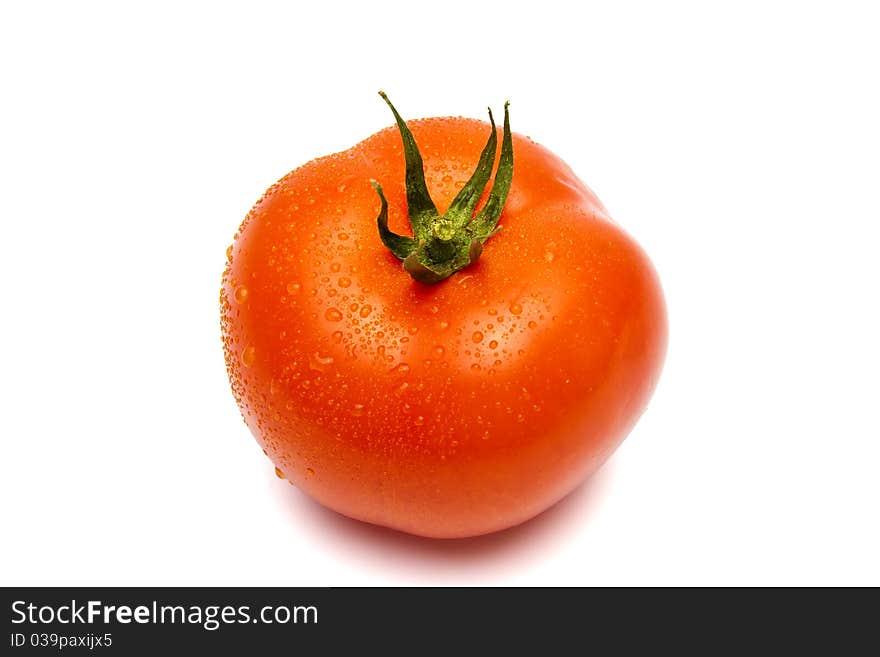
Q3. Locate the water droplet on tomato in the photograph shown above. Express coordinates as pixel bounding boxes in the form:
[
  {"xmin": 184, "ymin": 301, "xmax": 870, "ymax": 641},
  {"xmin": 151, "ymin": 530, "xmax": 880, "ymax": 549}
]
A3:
[
  {"xmin": 338, "ymin": 276, "xmax": 351, "ymax": 288},
  {"xmin": 287, "ymin": 282, "xmax": 301, "ymax": 294},
  {"xmin": 528, "ymin": 320, "xmax": 537, "ymax": 329},
  {"xmin": 234, "ymin": 286, "xmax": 249, "ymax": 304},
  {"xmin": 390, "ymin": 363, "xmax": 410, "ymax": 375},
  {"xmin": 325, "ymin": 307, "xmax": 343, "ymax": 322},
  {"xmin": 338, "ymin": 232, "xmax": 349, "ymax": 240},
  {"xmin": 471, "ymin": 363, "xmax": 481, "ymax": 371},
  {"xmin": 359, "ymin": 304, "xmax": 372, "ymax": 318},
  {"xmin": 274, "ymin": 467, "xmax": 286, "ymax": 479},
  {"xmin": 331, "ymin": 331, "xmax": 343, "ymax": 343},
  {"xmin": 306, "ymin": 468, "xmax": 315, "ymax": 477},
  {"xmin": 349, "ymin": 404, "xmax": 365, "ymax": 417},
  {"xmin": 472, "ymin": 331, "xmax": 484, "ymax": 344},
  {"xmin": 309, "ymin": 352, "xmax": 334, "ymax": 372},
  {"xmin": 330, "ymin": 262, "xmax": 341, "ymax": 272},
  {"xmin": 509, "ymin": 302, "xmax": 523, "ymax": 315},
  {"xmin": 433, "ymin": 345, "xmax": 445, "ymax": 357},
  {"xmin": 226, "ymin": 245, "xmax": 233, "ymax": 261},
  {"xmin": 241, "ymin": 345, "xmax": 256, "ymax": 367},
  {"xmin": 414, "ymin": 416, "xmax": 425, "ymax": 426},
  {"xmin": 488, "ymin": 340, "xmax": 498, "ymax": 349}
]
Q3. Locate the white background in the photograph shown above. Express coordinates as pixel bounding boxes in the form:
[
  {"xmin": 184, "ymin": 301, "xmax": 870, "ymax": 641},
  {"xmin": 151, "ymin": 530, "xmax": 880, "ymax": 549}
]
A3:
[{"xmin": 2, "ymin": 1, "xmax": 878, "ymax": 586}]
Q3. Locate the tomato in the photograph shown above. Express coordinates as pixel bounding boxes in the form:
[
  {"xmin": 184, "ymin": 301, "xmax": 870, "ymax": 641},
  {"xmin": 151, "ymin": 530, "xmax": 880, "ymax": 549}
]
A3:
[{"xmin": 221, "ymin": 94, "xmax": 667, "ymax": 538}]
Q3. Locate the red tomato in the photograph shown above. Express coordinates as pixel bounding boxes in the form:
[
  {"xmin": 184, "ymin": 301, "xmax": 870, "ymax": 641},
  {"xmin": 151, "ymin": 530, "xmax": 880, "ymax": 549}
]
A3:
[{"xmin": 221, "ymin": 95, "xmax": 666, "ymax": 538}]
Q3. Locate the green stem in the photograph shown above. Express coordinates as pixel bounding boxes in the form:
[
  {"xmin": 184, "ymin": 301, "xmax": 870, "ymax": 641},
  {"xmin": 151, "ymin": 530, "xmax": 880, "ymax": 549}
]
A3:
[{"xmin": 372, "ymin": 92, "xmax": 514, "ymax": 284}]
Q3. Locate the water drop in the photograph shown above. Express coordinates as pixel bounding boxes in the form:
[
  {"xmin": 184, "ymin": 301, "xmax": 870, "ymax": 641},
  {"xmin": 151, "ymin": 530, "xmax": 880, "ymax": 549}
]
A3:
[
  {"xmin": 472, "ymin": 331, "xmax": 484, "ymax": 344},
  {"xmin": 414, "ymin": 416, "xmax": 425, "ymax": 426},
  {"xmin": 330, "ymin": 262, "xmax": 341, "ymax": 272},
  {"xmin": 309, "ymin": 352, "xmax": 334, "ymax": 372},
  {"xmin": 471, "ymin": 363, "xmax": 481, "ymax": 371},
  {"xmin": 390, "ymin": 363, "xmax": 411, "ymax": 375},
  {"xmin": 325, "ymin": 307, "xmax": 343, "ymax": 322},
  {"xmin": 349, "ymin": 404, "xmax": 365, "ymax": 417},
  {"xmin": 306, "ymin": 468, "xmax": 315, "ymax": 477},
  {"xmin": 509, "ymin": 302, "xmax": 523, "ymax": 315},
  {"xmin": 226, "ymin": 245, "xmax": 233, "ymax": 261},
  {"xmin": 434, "ymin": 345, "xmax": 446, "ymax": 357},
  {"xmin": 234, "ymin": 286, "xmax": 249, "ymax": 304},
  {"xmin": 331, "ymin": 331, "xmax": 343, "ymax": 343},
  {"xmin": 241, "ymin": 345, "xmax": 256, "ymax": 367},
  {"xmin": 338, "ymin": 232, "xmax": 349, "ymax": 240},
  {"xmin": 488, "ymin": 340, "xmax": 498, "ymax": 349},
  {"xmin": 338, "ymin": 277, "xmax": 351, "ymax": 288},
  {"xmin": 287, "ymin": 282, "xmax": 301, "ymax": 294},
  {"xmin": 359, "ymin": 304, "xmax": 372, "ymax": 318},
  {"xmin": 274, "ymin": 467, "xmax": 285, "ymax": 479},
  {"xmin": 528, "ymin": 320, "xmax": 537, "ymax": 329}
]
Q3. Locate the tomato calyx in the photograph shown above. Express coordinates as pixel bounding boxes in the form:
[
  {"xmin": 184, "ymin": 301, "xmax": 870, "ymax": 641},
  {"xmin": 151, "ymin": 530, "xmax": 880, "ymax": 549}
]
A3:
[{"xmin": 372, "ymin": 92, "xmax": 513, "ymax": 284}]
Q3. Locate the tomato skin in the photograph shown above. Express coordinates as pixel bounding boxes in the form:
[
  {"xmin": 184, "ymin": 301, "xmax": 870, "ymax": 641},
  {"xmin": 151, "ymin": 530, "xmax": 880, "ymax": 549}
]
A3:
[{"xmin": 221, "ymin": 116, "xmax": 667, "ymax": 538}]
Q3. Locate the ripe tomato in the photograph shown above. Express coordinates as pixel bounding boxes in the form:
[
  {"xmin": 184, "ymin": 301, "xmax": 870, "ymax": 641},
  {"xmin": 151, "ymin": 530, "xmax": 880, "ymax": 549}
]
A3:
[{"xmin": 221, "ymin": 95, "xmax": 667, "ymax": 538}]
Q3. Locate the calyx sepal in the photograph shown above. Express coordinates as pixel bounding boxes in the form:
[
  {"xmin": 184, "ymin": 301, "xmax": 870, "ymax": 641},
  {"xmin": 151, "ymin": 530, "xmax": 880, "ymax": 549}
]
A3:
[{"xmin": 373, "ymin": 92, "xmax": 513, "ymax": 284}]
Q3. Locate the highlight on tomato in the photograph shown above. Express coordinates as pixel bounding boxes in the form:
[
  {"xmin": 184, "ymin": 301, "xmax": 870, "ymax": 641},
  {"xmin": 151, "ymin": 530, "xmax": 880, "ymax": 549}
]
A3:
[{"xmin": 220, "ymin": 93, "xmax": 667, "ymax": 538}]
